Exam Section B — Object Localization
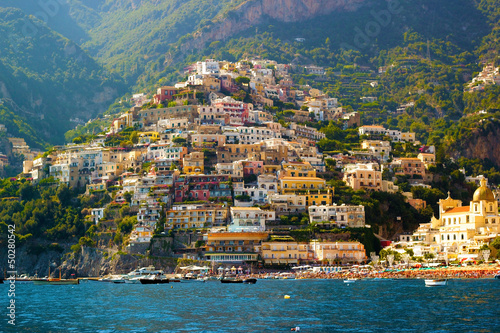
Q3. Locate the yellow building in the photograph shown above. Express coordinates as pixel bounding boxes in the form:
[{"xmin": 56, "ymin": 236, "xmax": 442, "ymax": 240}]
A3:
[
  {"xmin": 183, "ymin": 151, "xmax": 204, "ymax": 174},
  {"xmin": 139, "ymin": 131, "xmax": 160, "ymax": 144},
  {"xmin": 280, "ymin": 176, "xmax": 326, "ymax": 191},
  {"xmin": 204, "ymin": 231, "xmax": 269, "ymax": 263},
  {"xmin": 263, "ymin": 164, "xmax": 281, "ymax": 174},
  {"xmin": 222, "ymin": 63, "xmax": 236, "ymax": 72},
  {"xmin": 112, "ymin": 112, "xmax": 134, "ymax": 132},
  {"xmin": 166, "ymin": 204, "xmax": 229, "ymax": 229},
  {"xmin": 412, "ymin": 178, "xmax": 499, "ymax": 259},
  {"xmin": 261, "ymin": 240, "xmax": 313, "ymax": 264},
  {"xmin": 310, "ymin": 240, "xmax": 367, "ymax": 263},
  {"xmin": 216, "ymin": 143, "xmax": 262, "ymax": 163},
  {"xmin": 281, "ymin": 161, "xmax": 316, "ymax": 178},
  {"xmin": 343, "ymin": 163, "xmax": 382, "ymax": 191},
  {"xmin": 279, "ymin": 176, "xmax": 333, "ymax": 206},
  {"xmin": 417, "ymin": 153, "xmax": 436, "ymax": 168},
  {"xmin": 261, "ymin": 239, "xmax": 366, "ymax": 264}
]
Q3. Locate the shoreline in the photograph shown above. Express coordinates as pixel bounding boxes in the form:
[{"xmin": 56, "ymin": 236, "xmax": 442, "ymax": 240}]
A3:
[{"xmin": 245, "ymin": 266, "xmax": 500, "ymax": 280}]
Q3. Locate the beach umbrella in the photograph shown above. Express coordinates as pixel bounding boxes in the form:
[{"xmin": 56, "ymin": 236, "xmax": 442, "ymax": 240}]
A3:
[
  {"xmin": 231, "ymin": 266, "xmax": 236, "ymax": 271},
  {"xmin": 217, "ymin": 267, "xmax": 224, "ymax": 271}
]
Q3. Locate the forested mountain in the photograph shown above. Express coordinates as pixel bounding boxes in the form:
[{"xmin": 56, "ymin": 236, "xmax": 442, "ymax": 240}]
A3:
[
  {"xmin": 0, "ymin": 0, "xmax": 499, "ymax": 158},
  {"xmin": 0, "ymin": 7, "xmax": 125, "ymax": 147}
]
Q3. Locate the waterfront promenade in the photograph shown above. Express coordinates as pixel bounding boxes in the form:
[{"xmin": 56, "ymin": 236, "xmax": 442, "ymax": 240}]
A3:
[{"xmin": 246, "ymin": 265, "xmax": 499, "ymax": 280}]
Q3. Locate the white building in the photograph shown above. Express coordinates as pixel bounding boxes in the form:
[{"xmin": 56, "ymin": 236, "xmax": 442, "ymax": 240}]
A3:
[
  {"xmin": 308, "ymin": 204, "xmax": 365, "ymax": 227},
  {"xmin": 229, "ymin": 207, "xmax": 275, "ymax": 232},
  {"xmin": 196, "ymin": 59, "xmax": 220, "ymax": 75},
  {"xmin": 238, "ymin": 126, "xmax": 281, "ymax": 144}
]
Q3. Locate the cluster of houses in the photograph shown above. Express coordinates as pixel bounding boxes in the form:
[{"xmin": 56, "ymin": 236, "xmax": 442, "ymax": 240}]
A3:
[
  {"xmin": 0, "ymin": 125, "xmax": 42, "ymax": 173},
  {"xmin": 466, "ymin": 62, "xmax": 500, "ymax": 92},
  {"xmin": 20, "ymin": 58, "xmax": 500, "ymax": 265}
]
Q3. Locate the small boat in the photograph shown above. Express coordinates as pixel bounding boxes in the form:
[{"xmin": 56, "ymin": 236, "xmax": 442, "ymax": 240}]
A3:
[
  {"xmin": 425, "ymin": 279, "xmax": 447, "ymax": 286},
  {"xmin": 180, "ymin": 275, "xmax": 205, "ymax": 283},
  {"xmin": 98, "ymin": 275, "xmax": 125, "ymax": 283},
  {"xmin": 494, "ymin": 272, "xmax": 500, "ymax": 279},
  {"xmin": 243, "ymin": 278, "xmax": 257, "ymax": 284},
  {"xmin": 33, "ymin": 278, "xmax": 79, "ymax": 285},
  {"xmin": 344, "ymin": 279, "xmax": 357, "ymax": 283},
  {"xmin": 122, "ymin": 266, "xmax": 164, "ymax": 283},
  {"xmin": 139, "ymin": 275, "xmax": 170, "ymax": 284},
  {"xmin": 220, "ymin": 278, "xmax": 243, "ymax": 284}
]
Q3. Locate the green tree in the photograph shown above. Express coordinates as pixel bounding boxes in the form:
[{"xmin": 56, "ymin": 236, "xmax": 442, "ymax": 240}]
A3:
[
  {"xmin": 235, "ymin": 76, "xmax": 250, "ymax": 85},
  {"xmin": 56, "ymin": 184, "xmax": 72, "ymax": 207},
  {"xmin": 172, "ymin": 137, "xmax": 186, "ymax": 144}
]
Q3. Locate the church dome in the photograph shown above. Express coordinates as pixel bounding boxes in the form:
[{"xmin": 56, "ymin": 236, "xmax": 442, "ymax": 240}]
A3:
[{"xmin": 472, "ymin": 178, "xmax": 495, "ymax": 202}]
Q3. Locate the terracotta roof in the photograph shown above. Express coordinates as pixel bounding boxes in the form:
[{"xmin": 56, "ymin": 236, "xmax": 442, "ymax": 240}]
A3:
[
  {"xmin": 280, "ymin": 177, "xmax": 324, "ymax": 181},
  {"xmin": 230, "ymin": 207, "xmax": 261, "ymax": 210},
  {"xmin": 445, "ymin": 206, "xmax": 470, "ymax": 214}
]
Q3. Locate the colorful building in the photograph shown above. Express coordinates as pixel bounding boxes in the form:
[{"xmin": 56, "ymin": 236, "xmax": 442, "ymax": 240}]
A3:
[
  {"xmin": 166, "ymin": 204, "xmax": 229, "ymax": 229},
  {"xmin": 204, "ymin": 231, "xmax": 269, "ymax": 263},
  {"xmin": 411, "ymin": 178, "xmax": 499, "ymax": 259},
  {"xmin": 183, "ymin": 151, "xmax": 204, "ymax": 174}
]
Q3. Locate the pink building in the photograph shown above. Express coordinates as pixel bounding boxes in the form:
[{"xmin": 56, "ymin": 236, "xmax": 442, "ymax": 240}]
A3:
[
  {"xmin": 220, "ymin": 75, "xmax": 239, "ymax": 93},
  {"xmin": 212, "ymin": 96, "xmax": 253, "ymax": 124},
  {"xmin": 242, "ymin": 161, "xmax": 264, "ymax": 177},
  {"xmin": 153, "ymin": 86, "xmax": 178, "ymax": 104}
]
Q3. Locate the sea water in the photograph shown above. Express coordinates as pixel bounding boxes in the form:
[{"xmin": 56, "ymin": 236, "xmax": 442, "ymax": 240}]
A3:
[{"xmin": 2, "ymin": 279, "xmax": 499, "ymax": 332}]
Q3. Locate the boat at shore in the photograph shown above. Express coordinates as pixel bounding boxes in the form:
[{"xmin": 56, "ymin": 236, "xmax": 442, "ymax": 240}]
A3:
[
  {"xmin": 139, "ymin": 275, "xmax": 170, "ymax": 284},
  {"xmin": 220, "ymin": 279, "xmax": 243, "ymax": 283},
  {"xmin": 243, "ymin": 278, "xmax": 257, "ymax": 284},
  {"xmin": 98, "ymin": 266, "xmax": 164, "ymax": 284},
  {"xmin": 425, "ymin": 279, "xmax": 447, "ymax": 286},
  {"xmin": 180, "ymin": 277, "xmax": 206, "ymax": 282},
  {"xmin": 220, "ymin": 277, "xmax": 257, "ymax": 284},
  {"xmin": 33, "ymin": 267, "xmax": 79, "ymax": 285},
  {"xmin": 33, "ymin": 278, "xmax": 79, "ymax": 285}
]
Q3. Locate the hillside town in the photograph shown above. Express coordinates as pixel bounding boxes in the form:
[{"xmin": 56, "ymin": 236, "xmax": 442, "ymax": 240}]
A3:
[{"xmin": 19, "ymin": 58, "xmax": 500, "ymax": 267}]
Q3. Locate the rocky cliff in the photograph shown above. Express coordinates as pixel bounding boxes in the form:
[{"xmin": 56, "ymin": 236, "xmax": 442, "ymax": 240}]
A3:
[
  {"xmin": 0, "ymin": 236, "xmax": 177, "ymax": 278},
  {"xmin": 454, "ymin": 120, "xmax": 500, "ymax": 168},
  {"xmin": 179, "ymin": 0, "xmax": 365, "ymax": 53}
]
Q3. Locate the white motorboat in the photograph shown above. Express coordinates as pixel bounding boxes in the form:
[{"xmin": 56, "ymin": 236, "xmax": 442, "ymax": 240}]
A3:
[
  {"xmin": 425, "ymin": 279, "xmax": 447, "ymax": 286},
  {"xmin": 122, "ymin": 266, "xmax": 164, "ymax": 283},
  {"xmin": 344, "ymin": 279, "xmax": 357, "ymax": 283},
  {"xmin": 124, "ymin": 276, "xmax": 143, "ymax": 284}
]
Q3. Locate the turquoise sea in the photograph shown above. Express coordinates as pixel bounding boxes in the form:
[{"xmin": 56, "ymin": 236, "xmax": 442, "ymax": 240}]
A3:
[{"xmin": 2, "ymin": 279, "xmax": 499, "ymax": 332}]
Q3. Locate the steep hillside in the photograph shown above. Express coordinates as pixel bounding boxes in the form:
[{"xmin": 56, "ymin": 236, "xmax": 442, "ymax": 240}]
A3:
[
  {"xmin": 141, "ymin": 0, "xmax": 491, "ymax": 84},
  {"xmin": 0, "ymin": 8, "xmax": 125, "ymax": 146}
]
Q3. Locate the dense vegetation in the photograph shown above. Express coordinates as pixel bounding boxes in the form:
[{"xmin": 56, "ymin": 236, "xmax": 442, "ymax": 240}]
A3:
[{"xmin": 0, "ymin": 7, "xmax": 125, "ymax": 147}]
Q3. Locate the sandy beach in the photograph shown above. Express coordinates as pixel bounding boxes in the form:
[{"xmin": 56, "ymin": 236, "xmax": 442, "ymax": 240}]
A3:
[{"xmin": 245, "ymin": 265, "xmax": 500, "ymax": 280}]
